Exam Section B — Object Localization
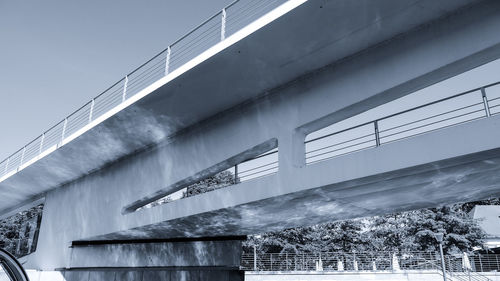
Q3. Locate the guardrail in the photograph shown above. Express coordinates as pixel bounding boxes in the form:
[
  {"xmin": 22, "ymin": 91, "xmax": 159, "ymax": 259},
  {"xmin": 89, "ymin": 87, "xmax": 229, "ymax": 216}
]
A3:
[
  {"xmin": 140, "ymin": 148, "xmax": 278, "ymax": 209},
  {"xmin": 0, "ymin": 0, "xmax": 289, "ymax": 180},
  {"xmin": 241, "ymin": 251, "xmax": 500, "ymax": 276},
  {"xmin": 235, "ymin": 148, "xmax": 279, "ymax": 183},
  {"xmin": 305, "ymin": 81, "xmax": 500, "ymax": 164},
  {"xmin": 242, "ymin": 251, "xmax": 438, "ymax": 271}
]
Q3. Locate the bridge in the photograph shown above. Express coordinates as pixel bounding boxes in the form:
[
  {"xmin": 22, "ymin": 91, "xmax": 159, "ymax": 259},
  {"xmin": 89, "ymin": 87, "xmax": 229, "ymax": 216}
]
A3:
[{"xmin": 2, "ymin": 0, "xmax": 500, "ymax": 280}]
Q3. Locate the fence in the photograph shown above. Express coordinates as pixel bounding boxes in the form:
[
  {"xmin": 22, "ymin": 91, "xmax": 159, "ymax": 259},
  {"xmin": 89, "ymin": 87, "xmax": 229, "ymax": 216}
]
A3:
[
  {"xmin": 305, "ymin": 81, "xmax": 500, "ymax": 164},
  {"xmin": 0, "ymin": 0, "xmax": 290, "ymax": 180},
  {"xmin": 241, "ymin": 251, "xmax": 500, "ymax": 273}
]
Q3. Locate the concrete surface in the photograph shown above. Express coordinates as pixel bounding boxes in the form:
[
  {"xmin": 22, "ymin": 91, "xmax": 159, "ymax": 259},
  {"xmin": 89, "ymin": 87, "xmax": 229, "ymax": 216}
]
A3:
[
  {"xmin": 56, "ymin": 240, "xmax": 243, "ymax": 281},
  {"xmin": 10, "ymin": 270, "xmax": 500, "ymax": 281},
  {"xmin": 5, "ymin": 0, "xmax": 500, "ymax": 273},
  {"xmin": 245, "ymin": 271, "xmax": 500, "ymax": 281},
  {"xmin": 12, "ymin": 269, "xmax": 243, "ymax": 281},
  {"xmin": 470, "ymin": 205, "xmax": 500, "ymax": 248},
  {"xmin": 69, "ymin": 240, "xmax": 242, "ymax": 268},
  {"xmin": 0, "ymin": 0, "xmax": 486, "ymax": 215}
]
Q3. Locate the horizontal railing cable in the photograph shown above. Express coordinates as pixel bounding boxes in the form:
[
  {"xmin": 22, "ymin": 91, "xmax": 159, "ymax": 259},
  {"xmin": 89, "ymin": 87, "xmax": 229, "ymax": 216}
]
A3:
[
  {"xmin": 305, "ymin": 80, "xmax": 500, "ymax": 164},
  {"xmin": 0, "ymin": 0, "xmax": 291, "ymax": 179}
]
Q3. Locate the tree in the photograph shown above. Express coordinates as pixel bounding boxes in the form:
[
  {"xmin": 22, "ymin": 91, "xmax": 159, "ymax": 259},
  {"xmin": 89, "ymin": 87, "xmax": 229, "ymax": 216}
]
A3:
[
  {"xmin": 316, "ymin": 220, "xmax": 369, "ymax": 252},
  {"xmin": 0, "ymin": 204, "xmax": 43, "ymax": 256},
  {"xmin": 184, "ymin": 170, "xmax": 235, "ymax": 197},
  {"xmin": 407, "ymin": 206, "xmax": 484, "ymax": 254},
  {"xmin": 245, "ymin": 203, "xmax": 486, "ymax": 255},
  {"xmin": 243, "ymin": 219, "xmax": 368, "ymax": 254},
  {"xmin": 141, "ymin": 170, "xmax": 235, "ymax": 209}
]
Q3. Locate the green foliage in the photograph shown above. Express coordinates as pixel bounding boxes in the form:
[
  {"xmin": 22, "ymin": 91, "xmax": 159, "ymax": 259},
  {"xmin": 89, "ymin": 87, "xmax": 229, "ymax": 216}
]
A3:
[
  {"xmin": 0, "ymin": 204, "xmax": 43, "ymax": 255},
  {"xmin": 184, "ymin": 170, "xmax": 235, "ymax": 197},
  {"xmin": 244, "ymin": 204, "xmax": 485, "ymax": 255},
  {"xmin": 144, "ymin": 170, "xmax": 236, "ymax": 209},
  {"xmin": 0, "ymin": 173, "xmax": 489, "ymax": 259}
]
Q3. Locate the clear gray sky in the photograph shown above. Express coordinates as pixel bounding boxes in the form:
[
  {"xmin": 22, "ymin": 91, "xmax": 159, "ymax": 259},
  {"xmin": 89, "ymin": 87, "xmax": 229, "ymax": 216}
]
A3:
[
  {"xmin": 1, "ymin": 0, "xmax": 500, "ymax": 162},
  {"xmin": 0, "ymin": 0, "xmax": 232, "ymax": 160}
]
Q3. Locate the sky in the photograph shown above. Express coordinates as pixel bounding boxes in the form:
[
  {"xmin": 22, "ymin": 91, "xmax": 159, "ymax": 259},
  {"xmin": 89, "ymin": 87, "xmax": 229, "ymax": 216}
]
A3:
[
  {"xmin": 1, "ymin": 0, "xmax": 500, "ymax": 162},
  {"xmin": 0, "ymin": 0, "xmax": 232, "ymax": 160}
]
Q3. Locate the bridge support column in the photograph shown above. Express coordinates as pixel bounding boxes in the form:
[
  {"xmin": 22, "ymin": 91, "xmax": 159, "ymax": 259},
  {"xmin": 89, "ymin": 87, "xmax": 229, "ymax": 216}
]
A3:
[{"xmin": 62, "ymin": 237, "xmax": 245, "ymax": 281}]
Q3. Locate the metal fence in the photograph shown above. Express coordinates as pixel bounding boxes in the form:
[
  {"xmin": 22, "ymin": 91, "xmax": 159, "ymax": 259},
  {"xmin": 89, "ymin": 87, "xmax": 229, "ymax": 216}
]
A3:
[
  {"xmin": 241, "ymin": 251, "xmax": 500, "ymax": 273},
  {"xmin": 0, "ymin": 0, "xmax": 290, "ymax": 180},
  {"xmin": 242, "ymin": 251, "xmax": 438, "ymax": 271},
  {"xmin": 305, "ymin": 81, "xmax": 500, "ymax": 164}
]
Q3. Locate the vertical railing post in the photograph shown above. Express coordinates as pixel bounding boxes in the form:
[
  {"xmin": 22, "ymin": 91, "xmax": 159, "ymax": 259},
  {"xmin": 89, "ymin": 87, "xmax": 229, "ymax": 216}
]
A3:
[
  {"xmin": 303, "ymin": 252, "xmax": 305, "ymax": 270},
  {"xmin": 39, "ymin": 133, "xmax": 45, "ymax": 154},
  {"xmin": 234, "ymin": 164, "xmax": 239, "ymax": 183},
  {"xmin": 122, "ymin": 76, "xmax": 128, "ymax": 102},
  {"xmin": 374, "ymin": 120, "xmax": 381, "ymax": 146},
  {"xmin": 4, "ymin": 157, "xmax": 10, "ymax": 174},
  {"xmin": 479, "ymin": 254, "xmax": 483, "ymax": 272},
  {"xmin": 61, "ymin": 118, "xmax": 68, "ymax": 143},
  {"xmin": 390, "ymin": 252, "xmax": 393, "ymax": 270},
  {"xmin": 221, "ymin": 8, "xmax": 227, "ymax": 41},
  {"xmin": 253, "ymin": 245, "xmax": 257, "ymax": 271},
  {"xmin": 481, "ymin": 88, "xmax": 491, "ymax": 117},
  {"xmin": 165, "ymin": 46, "xmax": 171, "ymax": 76},
  {"xmin": 270, "ymin": 253, "xmax": 273, "ymax": 271},
  {"xmin": 89, "ymin": 99, "xmax": 95, "ymax": 123},
  {"xmin": 286, "ymin": 253, "xmax": 289, "ymax": 271},
  {"xmin": 20, "ymin": 147, "xmax": 26, "ymax": 166}
]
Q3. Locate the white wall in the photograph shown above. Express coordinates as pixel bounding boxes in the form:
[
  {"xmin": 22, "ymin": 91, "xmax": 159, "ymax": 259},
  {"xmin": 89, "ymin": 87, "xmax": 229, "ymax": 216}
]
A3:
[{"xmin": 246, "ymin": 271, "xmax": 500, "ymax": 281}]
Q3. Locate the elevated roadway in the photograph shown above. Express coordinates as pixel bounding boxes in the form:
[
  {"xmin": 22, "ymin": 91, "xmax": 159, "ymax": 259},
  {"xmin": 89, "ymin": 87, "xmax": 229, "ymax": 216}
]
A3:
[{"xmin": 2, "ymin": 0, "xmax": 500, "ymax": 272}]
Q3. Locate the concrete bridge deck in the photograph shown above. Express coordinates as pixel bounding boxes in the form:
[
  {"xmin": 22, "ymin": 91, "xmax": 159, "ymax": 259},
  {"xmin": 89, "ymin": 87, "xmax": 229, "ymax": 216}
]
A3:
[
  {"xmin": 0, "ymin": 0, "xmax": 486, "ymax": 216},
  {"xmin": 2, "ymin": 0, "xmax": 500, "ymax": 272}
]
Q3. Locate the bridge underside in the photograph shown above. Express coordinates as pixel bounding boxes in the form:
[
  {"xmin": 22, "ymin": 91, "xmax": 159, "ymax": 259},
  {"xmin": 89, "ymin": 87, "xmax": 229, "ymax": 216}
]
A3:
[
  {"xmin": 90, "ymin": 154, "xmax": 500, "ymax": 241},
  {"xmin": 0, "ymin": 0, "xmax": 482, "ymax": 216},
  {"xmin": 9, "ymin": 0, "xmax": 500, "ymax": 272},
  {"xmin": 83, "ymin": 115, "xmax": 500, "ymax": 242}
]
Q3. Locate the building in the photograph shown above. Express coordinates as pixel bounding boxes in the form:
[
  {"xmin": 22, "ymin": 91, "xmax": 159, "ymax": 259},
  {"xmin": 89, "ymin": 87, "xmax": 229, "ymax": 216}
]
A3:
[{"xmin": 470, "ymin": 205, "xmax": 500, "ymax": 249}]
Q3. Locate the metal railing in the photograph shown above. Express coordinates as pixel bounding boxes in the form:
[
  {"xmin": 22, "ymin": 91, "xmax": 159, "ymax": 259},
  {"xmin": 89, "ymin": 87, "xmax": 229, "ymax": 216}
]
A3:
[
  {"xmin": 141, "ymin": 148, "xmax": 279, "ymax": 209},
  {"xmin": 241, "ymin": 251, "xmax": 500, "ymax": 277},
  {"xmin": 0, "ymin": 0, "xmax": 290, "ymax": 180},
  {"xmin": 305, "ymin": 81, "xmax": 500, "ymax": 164},
  {"xmin": 235, "ymin": 148, "xmax": 279, "ymax": 183},
  {"xmin": 242, "ymin": 251, "xmax": 439, "ymax": 272},
  {"xmin": 440, "ymin": 255, "xmax": 493, "ymax": 281}
]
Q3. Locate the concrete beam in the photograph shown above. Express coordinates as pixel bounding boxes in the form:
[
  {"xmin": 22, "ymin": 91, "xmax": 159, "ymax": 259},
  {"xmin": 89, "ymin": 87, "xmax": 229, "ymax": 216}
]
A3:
[
  {"xmin": 22, "ymin": 0, "xmax": 500, "ymax": 271},
  {"xmin": 0, "ymin": 0, "xmax": 483, "ymax": 215}
]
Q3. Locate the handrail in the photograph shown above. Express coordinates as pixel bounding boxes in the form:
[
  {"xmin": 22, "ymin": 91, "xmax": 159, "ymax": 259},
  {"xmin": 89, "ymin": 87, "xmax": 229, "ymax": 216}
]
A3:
[
  {"xmin": 0, "ymin": 0, "xmax": 290, "ymax": 179},
  {"xmin": 305, "ymin": 80, "xmax": 500, "ymax": 145},
  {"xmin": 241, "ymin": 251, "xmax": 499, "ymax": 277},
  {"xmin": 305, "ymin": 80, "xmax": 500, "ymax": 164}
]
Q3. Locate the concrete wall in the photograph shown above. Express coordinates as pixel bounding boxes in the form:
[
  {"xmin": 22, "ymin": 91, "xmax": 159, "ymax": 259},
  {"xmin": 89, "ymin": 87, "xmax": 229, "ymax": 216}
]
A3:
[
  {"xmin": 25, "ymin": 0, "xmax": 500, "ymax": 271},
  {"xmin": 4, "ymin": 269, "xmax": 243, "ymax": 281},
  {"xmin": 11, "ymin": 270, "xmax": 500, "ymax": 281},
  {"xmin": 69, "ymin": 240, "xmax": 242, "ymax": 268},
  {"xmin": 246, "ymin": 271, "xmax": 500, "ymax": 281}
]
